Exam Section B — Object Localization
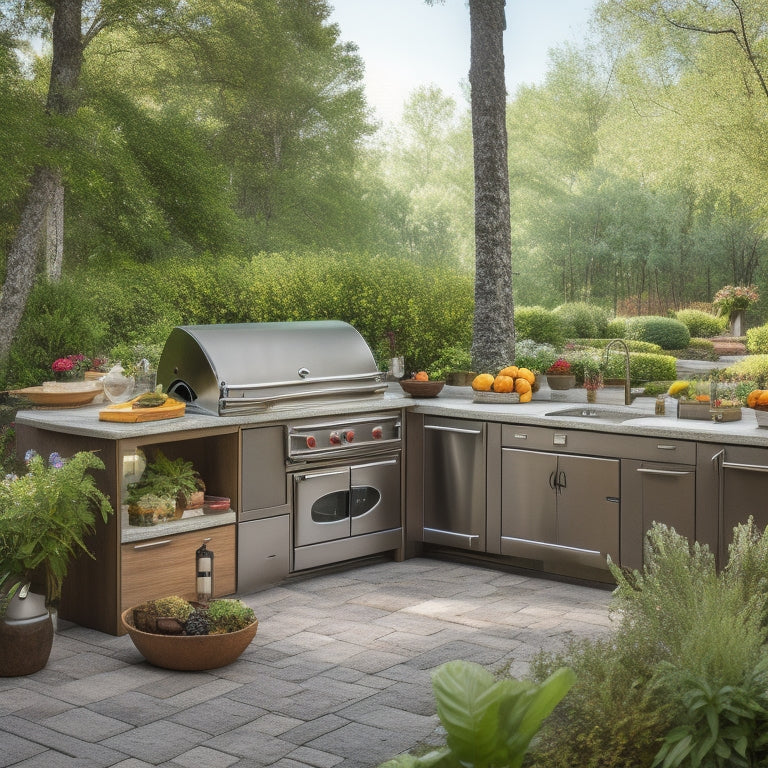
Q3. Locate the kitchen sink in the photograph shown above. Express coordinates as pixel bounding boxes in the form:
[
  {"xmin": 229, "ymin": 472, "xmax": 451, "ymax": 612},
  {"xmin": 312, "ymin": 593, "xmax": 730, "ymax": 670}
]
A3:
[{"xmin": 545, "ymin": 406, "xmax": 649, "ymax": 423}]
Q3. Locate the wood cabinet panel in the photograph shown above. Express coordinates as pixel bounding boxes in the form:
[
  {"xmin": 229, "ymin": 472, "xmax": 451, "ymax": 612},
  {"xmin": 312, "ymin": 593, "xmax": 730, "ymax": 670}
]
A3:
[{"xmin": 121, "ymin": 524, "xmax": 236, "ymax": 612}]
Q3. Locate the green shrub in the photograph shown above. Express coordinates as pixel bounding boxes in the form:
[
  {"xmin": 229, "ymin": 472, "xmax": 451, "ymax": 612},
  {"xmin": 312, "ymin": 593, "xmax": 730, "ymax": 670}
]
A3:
[
  {"xmin": 553, "ymin": 302, "xmax": 611, "ymax": 338},
  {"xmin": 568, "ymin": 338, "xmax": 663, "ymax": 354},
  {"xmin": 623, "ymin": 316, "xmax": 691, "ymax": 350},
  {"xmin": 723, "ymin": 355, "xmax": 768, "ymax": 386},
  {"xmin": 606, "ymin": 317, "xmax": 626, "ymax": 337},
  {"xmin": 746, "ymin": 324, "xmax": 768, "ymax": 354},
  {"xmin": 674, "ymin": 309, "xmax": 726, "ymax": 338},
  {"xmin": 427, "ymin": 345, "xmax": 473, "ymax": 380},
  {"xmin": 514, "ymin": 340, "xmax": 558, "ymax": 375},
  {"xmin": 514, "ymin": 306, "xmax": 566, "ymax": 346}
]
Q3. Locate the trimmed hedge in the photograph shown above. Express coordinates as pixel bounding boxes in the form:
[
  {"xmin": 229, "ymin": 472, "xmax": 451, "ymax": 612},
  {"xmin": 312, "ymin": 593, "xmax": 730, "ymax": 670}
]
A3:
[
  {"xmin": 674, "ymin": 309, "xmax": 726, "ymax": 338},
  {"xmin": 514, "ymin": 306, "xmax": 566, "ymax": 346},
  {"xmin": 622, "ymin": 316, "xmax": 691, "ymax": 350},
  {"xmin": 553, "ymin": 302, "xmax": 611, "ymax": 338},
  {"xmin": 565, "ymin": 351, "xmax": 676, "ymax": 385},
  {"xmin": 723, "ymin": 354, "xmax": 768, "ymax": 385},
  {"xmin": 746, "ymin": 324, "xmax": 768, "ymax": 354},
  {"xmin": 568, "ymin": 338, "xmax": 664, "ymax": 354}
]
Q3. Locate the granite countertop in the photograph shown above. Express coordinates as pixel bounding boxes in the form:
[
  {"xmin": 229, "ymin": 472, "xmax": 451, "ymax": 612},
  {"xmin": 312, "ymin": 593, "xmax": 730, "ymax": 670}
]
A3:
[{"xmin": 13, "ymin": 383, "xmax": 768, "ymax": 447}]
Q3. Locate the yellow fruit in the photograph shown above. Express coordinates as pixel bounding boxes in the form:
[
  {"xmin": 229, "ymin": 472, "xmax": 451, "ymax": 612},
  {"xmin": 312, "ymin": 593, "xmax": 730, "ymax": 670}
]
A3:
[
  {"xmin": 759, "ymin": 391, "xmax": 768, "ymax": 406},
  {"xmin": 492, "ymin": 375, "xmax": 515, "ymax": 393},
  {"xmin": 519, "ymin": 390, "xmax": 532, "ymax": 403},
  {"xmin": 498, "ymin": 365, "xmax": 518, "ymax": 378},
  {"xmin": 514, "ymin": 378, "xmax": 531, "ymax": 395},
  {"xmin": 516, "ymin": 367, "xmax": 536, "ymax": 385},
  {"xmin": 472, "ymin": 373, "xmax": 494, "ymax": 391},
  {"xmin": 668, "ymin": 380, "xmax": 691, "ymax": 397}
]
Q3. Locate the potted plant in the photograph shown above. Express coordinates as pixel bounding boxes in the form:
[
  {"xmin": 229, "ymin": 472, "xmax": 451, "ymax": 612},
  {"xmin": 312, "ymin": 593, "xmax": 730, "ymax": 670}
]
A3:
[
  {"xmin": 582, "ymin": 359, "xmax": 604, "ymax": 404},
  {"xmin": 545, "ymin": 358, "xmax": 575, "ymax": 390},
  {"xmin": 713, "ymin": 285, "xmax": 759, "ymax": 336},
  {"xmin": 126, "ymin": 450, "xmax": 205, "ymax": 522},
  {"xmin": 0, "ymin": 450, "xmax": 113, "ymax": 676}
]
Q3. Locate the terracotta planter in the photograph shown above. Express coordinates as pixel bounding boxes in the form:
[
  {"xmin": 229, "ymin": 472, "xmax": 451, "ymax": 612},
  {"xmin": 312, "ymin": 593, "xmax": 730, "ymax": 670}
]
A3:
[
  {"xmin": 121, "ymin": 608, "xmax": 258, "ymax": 671},
  {"xmin": 546, "ymin": 374, "xmax": 575, "ymax": 391},
  {"xmin": 0, "ymin": 590, "xmax": 54, "ymax": 677}
]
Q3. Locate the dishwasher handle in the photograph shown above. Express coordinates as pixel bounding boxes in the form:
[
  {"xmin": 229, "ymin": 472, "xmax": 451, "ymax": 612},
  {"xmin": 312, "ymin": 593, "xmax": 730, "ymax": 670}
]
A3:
[{"xmin": 424, "ymin": 424, "xmax": 483, "ymax": 436}]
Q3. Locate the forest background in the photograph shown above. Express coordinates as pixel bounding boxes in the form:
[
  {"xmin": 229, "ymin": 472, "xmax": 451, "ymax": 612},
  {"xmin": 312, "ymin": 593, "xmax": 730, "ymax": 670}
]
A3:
[{"xmin": 2, "ymin": 0, "xmax": 768, "ymax": 386}]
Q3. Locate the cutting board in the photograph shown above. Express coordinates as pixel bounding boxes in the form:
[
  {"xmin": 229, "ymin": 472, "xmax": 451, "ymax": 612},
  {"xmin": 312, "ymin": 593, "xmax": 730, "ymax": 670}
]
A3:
[{"xmin": 99, "ymin": 397, "xmax": 186, "ymax": 422}]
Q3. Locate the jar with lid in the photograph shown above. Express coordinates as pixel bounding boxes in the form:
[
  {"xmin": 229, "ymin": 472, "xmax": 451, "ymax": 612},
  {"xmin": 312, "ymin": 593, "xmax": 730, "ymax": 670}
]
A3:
[{"xmin": 655, "ymin": 394, "xmax": 666, "ymax": 416}]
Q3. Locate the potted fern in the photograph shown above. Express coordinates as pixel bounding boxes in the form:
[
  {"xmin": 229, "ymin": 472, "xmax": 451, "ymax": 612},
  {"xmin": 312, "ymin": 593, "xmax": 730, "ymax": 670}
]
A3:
[{"xmin": 0, "ymin": 450, "xmax": 113, "ymax": 675}]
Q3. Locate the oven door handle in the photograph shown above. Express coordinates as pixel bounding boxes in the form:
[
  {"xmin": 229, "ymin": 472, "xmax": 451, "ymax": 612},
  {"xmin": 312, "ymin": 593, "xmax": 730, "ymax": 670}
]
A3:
[
  {"xmin": 294, "ymin": 469, "xmax": 349, "ymax": 482},
  {"xmin": 351, "ymin": 457, "xmax": 399, "ymax": 471}
]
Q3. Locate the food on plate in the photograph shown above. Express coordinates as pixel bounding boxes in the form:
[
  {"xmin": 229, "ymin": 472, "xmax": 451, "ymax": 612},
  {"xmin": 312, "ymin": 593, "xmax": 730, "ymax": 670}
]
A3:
[{"xmin": 516, "ymin": 367, "xmax": 536, "ymax": 385}]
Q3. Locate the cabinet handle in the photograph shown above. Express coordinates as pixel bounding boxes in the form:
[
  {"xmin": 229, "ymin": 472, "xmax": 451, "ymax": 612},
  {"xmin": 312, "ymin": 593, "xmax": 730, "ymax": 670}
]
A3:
[
  {"xmin": 722, "ymin": 460, "xmax": 768, "ymax": 473},
  {"xmin": 637, "ymin": 468, "xmax": 692, "ymax": 477},
  {"xmin": 296, "ymin": 469, "xmax": 348, "ymax": 481},
  {"xmin": 132, "ymin": 539, "xmax": 173, "ymax": 550},
  {"xmin": 424, "ymin": 425, "xmax": 483, "ymax": 435},
  {"xmin": 548, "ymin": 471, "xmax": 556, "ymax": 490},
  {"xmin": 512, "ymin": 433, "xmax": 528, "ymax": 440},
  {"xmin": 351, "ymin": 457, "xmax": 398, "ymax": 471},
  {"xmin": 655, "ymin": 444, "xmax": 678, "ymax": 450}
]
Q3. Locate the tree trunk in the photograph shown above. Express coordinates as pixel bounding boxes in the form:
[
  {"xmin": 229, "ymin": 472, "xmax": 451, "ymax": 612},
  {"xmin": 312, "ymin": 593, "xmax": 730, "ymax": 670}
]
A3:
[
  {"xmin": 0, "ymin": 0, "xmax": 83, "ymax": 366},
  {"xmin": 45, "ymin": 178, "xmax": 65, "ymax": 279},
  {"xmin": 469, "ymin": 0, "xmax": 514, "ymax": 373}
]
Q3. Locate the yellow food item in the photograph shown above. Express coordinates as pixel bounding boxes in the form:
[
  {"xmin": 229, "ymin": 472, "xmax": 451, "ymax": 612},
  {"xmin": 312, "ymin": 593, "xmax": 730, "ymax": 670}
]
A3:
[
  {"xmin": 759, "ymin": 391, "xmax": 768, "ymax": 406},
  {"xmin": 695, "ymin": 394, "xmax": 710, "ymax": 402},
  {"xmin": 492, "ymin": 375, "xmax": 515, "ymax": 393},
  {"xmin": 519, "ymin": 390, "xmax": 533, "ymax": 403},
  {"xmin": 498, "ymin": 365, "xmax": 518, "ymax": 378},
  {"xmin": 414, "ymin": 371, "xmax": 429, "ymax": 381},
  {"xmin": 668, "ymin": 380, "xmax": 691, "ymax": 397},
  {"xmin": 516, "ymin": 368, "xmax": 536, "ymax": 385},
  {"xmin": 514, "ymin": 378, "xmax": 532, "ymax": 395},
  {"xmin": 747, "ymin": 390, "xmax": 763, "ymax": 408},
  {"xmin": 472, "ymin": 373, "xmax": 494, "ymax": 391}
]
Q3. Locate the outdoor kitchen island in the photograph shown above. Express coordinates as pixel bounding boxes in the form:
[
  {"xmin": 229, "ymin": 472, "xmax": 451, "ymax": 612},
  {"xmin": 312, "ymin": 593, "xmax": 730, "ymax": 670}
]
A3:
[{"xmin": 14, "ymin": 384, "xmax": 768, "ymax": 634}]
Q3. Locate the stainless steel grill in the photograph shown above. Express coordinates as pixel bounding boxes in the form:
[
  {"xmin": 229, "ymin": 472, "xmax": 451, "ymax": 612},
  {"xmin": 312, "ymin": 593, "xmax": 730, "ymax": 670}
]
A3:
[{"xmin": 157, "ymin": 321, "xmax": 386, "ymax": 416}]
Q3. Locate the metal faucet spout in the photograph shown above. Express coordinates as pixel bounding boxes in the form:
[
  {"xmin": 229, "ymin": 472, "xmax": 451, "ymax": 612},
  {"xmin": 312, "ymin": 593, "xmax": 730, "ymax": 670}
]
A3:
[{"xmin": 604, "ymin": 339, "xmax": 631, "ymax": 405}]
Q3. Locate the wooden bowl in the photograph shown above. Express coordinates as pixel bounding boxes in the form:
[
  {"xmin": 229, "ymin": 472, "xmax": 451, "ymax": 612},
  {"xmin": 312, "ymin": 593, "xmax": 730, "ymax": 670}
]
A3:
[
  {"xmin": 121, "ymin": 608, "xmax": 258, "ymax": 671},
  {"xmin": 398, "ymin": 379, "xmax": 445, "ymax": 398}
]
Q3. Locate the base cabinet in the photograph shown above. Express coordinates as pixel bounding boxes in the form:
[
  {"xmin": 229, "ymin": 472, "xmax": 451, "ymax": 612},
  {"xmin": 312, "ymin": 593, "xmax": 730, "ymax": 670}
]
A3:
[
  {"xmin": 237, "ymin": 515, "xmax": 290, "ymax": 593},
  {"xmin": 121, "ymin": 524, "xmax": 236, "ymax": 612},
  {"xmin": 500, "ymin": 448, "xmax": 619, "ymax": 576}
]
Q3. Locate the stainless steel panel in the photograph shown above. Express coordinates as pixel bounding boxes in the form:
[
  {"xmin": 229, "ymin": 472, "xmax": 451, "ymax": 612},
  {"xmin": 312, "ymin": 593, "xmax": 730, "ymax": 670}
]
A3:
[
  {"xmin": 237, "ymin": 515, "xmax": 290, "ymax": 592},
  {"xmin": 350, "ymin": 455, "xmax": 401, "ymax": 536},
  {"xmin": 423, "ymin": 417, "xmax": 486, "ymax": 551},
  {"xmin": 241, "ymin": 426, "xmax": 289, "ymax": 520},
  {"xmin": 293, "ymin": 466, "xmax": 350, "ymax": 546},
  {"xmin": 292, "ymin": 527, "xmax": 402, "ymax": 571}
]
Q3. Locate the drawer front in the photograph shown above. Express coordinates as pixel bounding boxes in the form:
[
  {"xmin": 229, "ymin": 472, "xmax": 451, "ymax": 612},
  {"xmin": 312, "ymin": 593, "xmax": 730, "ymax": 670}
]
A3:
[
  {"xmin": 121, "ymin": 525, "xmax": 236, "ymax": 611},
  {"xmin": 500, "ymin": 424, "xmax": 696, "ymax": 463}
]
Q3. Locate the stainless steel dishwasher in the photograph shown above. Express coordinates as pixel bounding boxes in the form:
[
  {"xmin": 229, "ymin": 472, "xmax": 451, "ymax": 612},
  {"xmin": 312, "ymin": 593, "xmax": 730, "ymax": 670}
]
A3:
[{"xmin": 422, "ymin": 416, "xmax": 486, "ymax": 551}]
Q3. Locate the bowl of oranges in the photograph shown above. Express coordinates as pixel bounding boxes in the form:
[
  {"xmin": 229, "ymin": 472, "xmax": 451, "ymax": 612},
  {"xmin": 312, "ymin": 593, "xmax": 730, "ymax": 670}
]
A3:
[
  {"xmin": 747, "ymin": 389, "xmax": 768, "ymax": 428},
  {"xmin": 471, "ymin": 366, "xmax": 536, "ymax": 404},
  {"xmin": 399, "ymin": 371, "xmax": 445, "ymax": 398}
]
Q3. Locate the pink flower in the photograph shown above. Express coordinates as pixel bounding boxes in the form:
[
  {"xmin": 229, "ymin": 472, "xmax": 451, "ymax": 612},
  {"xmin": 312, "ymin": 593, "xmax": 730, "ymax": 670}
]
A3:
[{"xmin": 52, "ymin": 358, "xmax": 75, "ymax": 373}]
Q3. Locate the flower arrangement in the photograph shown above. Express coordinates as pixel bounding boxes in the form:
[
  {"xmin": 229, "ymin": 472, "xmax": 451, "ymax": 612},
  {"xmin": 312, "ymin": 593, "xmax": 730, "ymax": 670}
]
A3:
[
  {"xmin": 0, "ymin": 450, "xmax": 112, "ymax": 612},
  {"xmin": 546, "ymin": 358, "xmax": 572, "ymax": 376},
  {"xmin": 50, "ymin": 354, "xmax": 91, "ymax": 381},
  {"xmin": 712, "ymin": 285, "xmax": 759, "ymax": 317}
]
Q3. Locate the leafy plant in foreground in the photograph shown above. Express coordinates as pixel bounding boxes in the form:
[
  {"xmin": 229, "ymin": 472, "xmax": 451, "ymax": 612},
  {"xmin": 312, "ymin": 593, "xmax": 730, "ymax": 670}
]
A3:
[{"xmin": 379, "ymin": 660, "xmax": 574, "ymax": 768}]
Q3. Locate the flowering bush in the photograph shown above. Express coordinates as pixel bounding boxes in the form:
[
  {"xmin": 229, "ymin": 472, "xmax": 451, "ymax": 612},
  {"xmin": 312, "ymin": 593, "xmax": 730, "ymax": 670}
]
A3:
[
  {"xmin": 546, "ymin": 358, "xmax": 572, "ymax": 375},
  {"xmin": 0, "ymin": 450, "xmax": 112, "ymax": 611},
  {"xmin": 51, "ymin": 354, "xmax": 91, "ymax": 381},
  {"xmin": 712, "ymin": 285, "xmax": 759, "ymax": 317}
]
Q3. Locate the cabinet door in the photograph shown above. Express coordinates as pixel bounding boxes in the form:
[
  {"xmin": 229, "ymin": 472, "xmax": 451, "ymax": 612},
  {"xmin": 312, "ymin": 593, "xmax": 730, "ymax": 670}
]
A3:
[
  {"xmin": 121, "ymin": 525, "xmax": 236, "ymax": 613},
  {"xmin": 241, "ymin": 426, "xmax": 289, "ymax": 519},
  {"xmin": 501, "ymin": 449, "xmax": 557, "ymax": 544},
  {"xmin": 557, "ymin": 455, "xmax": 619, "ymax": 560},
  {"xmin": 238, "ymin": 515, "xmax": 290, "ymax": 593}
]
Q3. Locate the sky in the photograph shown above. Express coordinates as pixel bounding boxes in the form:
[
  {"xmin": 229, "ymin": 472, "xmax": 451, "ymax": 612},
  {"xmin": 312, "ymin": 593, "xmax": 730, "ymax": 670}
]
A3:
[{"xmin": 328, "ymin": 0, "xmax": 597, "ymax": 125}]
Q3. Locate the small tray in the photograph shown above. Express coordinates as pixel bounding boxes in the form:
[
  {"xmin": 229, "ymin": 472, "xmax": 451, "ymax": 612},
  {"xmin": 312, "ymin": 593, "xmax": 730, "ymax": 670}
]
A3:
[
  {"xmin": 204, "ymin": 495, "xmax": 231, "ymax": 513},
  {"xmin": 677, "ymin": 401, "xmax": 712, "ymax": 421},
  {"xmin": 472, "ymin": 391, "xmax": 520, "ymax": 404},
  {"xmin": 99, "ymin": 397, "xmax": 186, "ymax": 422},
  {"xmin": 710, "ymin": 407, "xmax": 742, "ymax": 422}
]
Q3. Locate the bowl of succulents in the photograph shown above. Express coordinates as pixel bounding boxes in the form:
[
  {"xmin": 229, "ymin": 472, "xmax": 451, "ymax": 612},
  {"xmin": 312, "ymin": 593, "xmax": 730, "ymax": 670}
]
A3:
[{"xmin": 120, "ymin": 595, "xmax": 258, "ymax": 671}]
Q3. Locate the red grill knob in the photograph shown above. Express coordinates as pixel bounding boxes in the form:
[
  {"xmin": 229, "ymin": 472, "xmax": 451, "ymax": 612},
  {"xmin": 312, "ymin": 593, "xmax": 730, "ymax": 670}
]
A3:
[
  {"xmin": 371, "ymin": 426, "xmax": 383, "ymax": 439},
  {"xmin": 343, "ymin": 430, "xmax": 355, "ymax": 443},
  {"xmin": 305, "ymin": 436, "xmax": 317, "ymax": 449},
  {"xmin": 329, "ymin": 431, "xmax": 342, "ymax": 446}
]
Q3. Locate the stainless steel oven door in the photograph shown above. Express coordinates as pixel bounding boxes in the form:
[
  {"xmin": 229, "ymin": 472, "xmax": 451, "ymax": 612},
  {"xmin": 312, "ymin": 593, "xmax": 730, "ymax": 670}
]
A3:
[
  {"xmin": 294, "ymin": 466, "xmax": 351, "ymax": 546},
  {"xmin": 350, "ymin": 455, "xmax": 400, "ymax": 536}
]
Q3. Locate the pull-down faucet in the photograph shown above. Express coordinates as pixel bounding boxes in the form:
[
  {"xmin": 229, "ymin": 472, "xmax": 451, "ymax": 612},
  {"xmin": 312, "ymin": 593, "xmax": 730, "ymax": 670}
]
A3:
[{"xmin": 604, "ymin": 339, "xmax": 632, "ymax": 405}]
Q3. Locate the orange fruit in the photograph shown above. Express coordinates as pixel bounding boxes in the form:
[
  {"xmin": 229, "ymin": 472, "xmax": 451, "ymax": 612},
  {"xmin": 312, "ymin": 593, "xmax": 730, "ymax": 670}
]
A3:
[
  {"xmin": 695, "ymin": 394, "xmax": 710, "ymax": 402},
  {"xmin": 414, "ymin": 371, "xmax": 429, "ymax": 381},
  {"xmin": 747, "ymin": 390, "xmax": 763, "ymax": 408},
  {"xmin": 519, "ymin": 390, "xmax": 533, "ymax": 403},
  {"xmin": 472, "ymin": 373, "xmax": 494, "ymax": 391},
  {"xmin": 516, "ymin": 367, "xmax": 536, "ymax": 384},
  {"xmin": 758, "ymin": 391, "xmax": 768, "ymax": 406},
  {"xmin": 499, "ymin": 365, "xmax": 518, "ymax": 378},
  {"xmin": 492, "ymin": 375, "xmax": 515, "ymax": 393},
  {"xmin": 514, "ymin": 378, "xmax": 532, "ymax": 395}
]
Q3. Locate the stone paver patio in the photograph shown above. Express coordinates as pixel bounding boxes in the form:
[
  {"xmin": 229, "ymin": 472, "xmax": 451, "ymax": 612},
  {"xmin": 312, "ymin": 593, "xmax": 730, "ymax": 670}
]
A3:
[{"xmin": 0, "ymin": 557, "xmax": 613, "ymax": 767}]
